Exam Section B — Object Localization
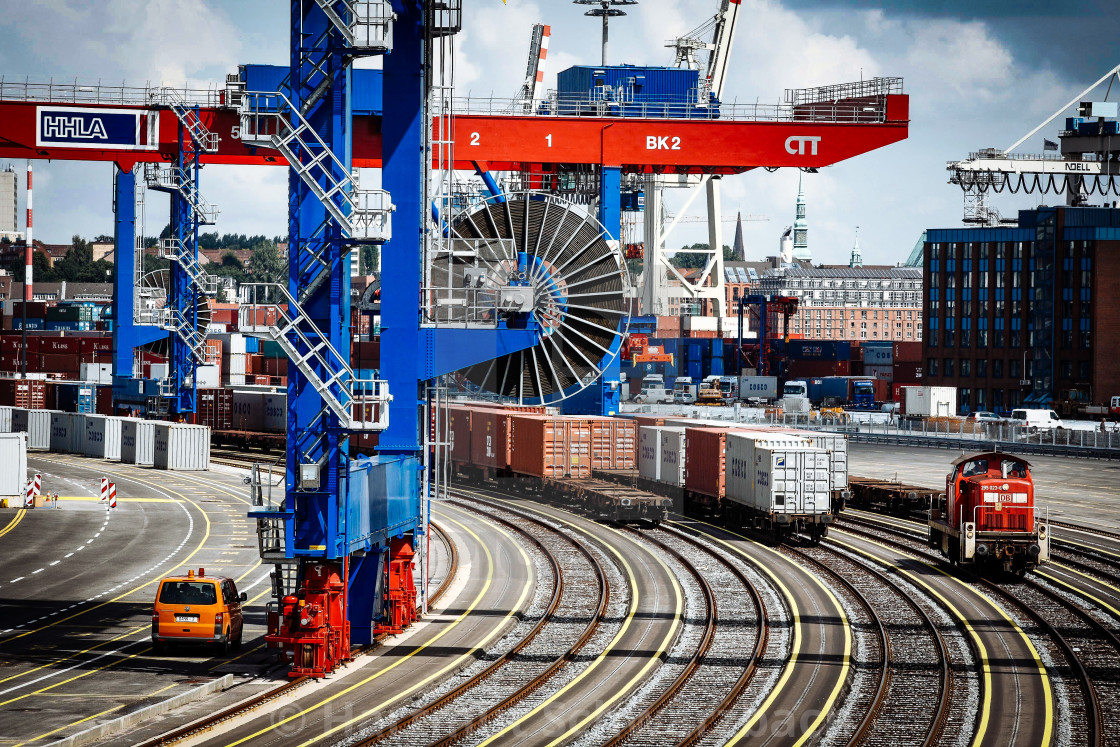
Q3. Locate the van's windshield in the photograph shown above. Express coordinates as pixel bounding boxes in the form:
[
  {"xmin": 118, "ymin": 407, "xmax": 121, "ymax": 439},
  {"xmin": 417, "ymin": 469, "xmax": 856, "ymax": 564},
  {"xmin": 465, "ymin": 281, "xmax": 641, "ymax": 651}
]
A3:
[{"xmin": 159, "ymin": 581, "xmax": 218, "ymax": 605}]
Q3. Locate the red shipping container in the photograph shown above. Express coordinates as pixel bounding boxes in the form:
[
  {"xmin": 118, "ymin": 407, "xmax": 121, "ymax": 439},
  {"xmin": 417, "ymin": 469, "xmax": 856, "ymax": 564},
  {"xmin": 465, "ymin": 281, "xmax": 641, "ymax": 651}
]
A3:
[
  {"xmin": 509, "ymin": 415, "xmax": 591, "ymax": 478},
  {"xmin": 893, "ymin": 361, "xmax": 922, "ymax": 384},
  {"xmin": 893, "ymin": 341, "xmax": 922, "ymax": 363},
  {"xmin": 40, "ymin": 352, "xmax": 80, "ymax": 374},
  {"xmin": 97, "ymin": 386, "xmax": 113, "ymax": 415},
  {"xmin": 351, "ymin": 431, "xmax": 380, "ymax": 457},
  {"xmin": 39, "ymin": 337, "xmax": 80, "ymax": 355},
  {"xmin": 263, "ymin": 358, "xmax": 289, "ymax": 377},
  {"xmin": 684, "ymin": 426, "xmax": 745, "ymax": 502},
  {"xmin": 197, "ymin": 387, "xmax": 234, "ymax": 430},
  {"xmin": 587, "ymin": 417, "xmax": 636, "ymax": 470},
  {"xmin": 468, "ymin": 407, "xmax": 511, "ymax": 470},
  {"xmin": 0, "ymin": 379, "xmax": 48, "ymax": 408},
  {"xmin": 1, "ymin": 334, "xmax": 40, "ymax": 355},
  {"xmin": 78, "ymin": 336, "xmax": 113, "ymax": 354}
]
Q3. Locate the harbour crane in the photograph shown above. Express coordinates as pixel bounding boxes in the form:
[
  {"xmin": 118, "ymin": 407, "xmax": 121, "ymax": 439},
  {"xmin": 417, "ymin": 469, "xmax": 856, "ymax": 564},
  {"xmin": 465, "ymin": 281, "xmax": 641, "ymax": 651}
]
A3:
[{"xmin": 947, "ymin": 63, "xmax": 1120, "ymax": 225}]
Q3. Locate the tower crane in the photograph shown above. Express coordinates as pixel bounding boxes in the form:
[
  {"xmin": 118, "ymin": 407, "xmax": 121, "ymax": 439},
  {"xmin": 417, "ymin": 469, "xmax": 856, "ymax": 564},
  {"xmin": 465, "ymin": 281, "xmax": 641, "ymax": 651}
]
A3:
[
  {"xmin": 947, "ymin": 63, "xmax": 1120, "ymax": 225},
  {"xmin": 642, "ymin": 0, "xmax": 743, "ymax": 318},
  {"xmin": 513, "ymin": 24, "xmax": 551, "ymax": 114}
]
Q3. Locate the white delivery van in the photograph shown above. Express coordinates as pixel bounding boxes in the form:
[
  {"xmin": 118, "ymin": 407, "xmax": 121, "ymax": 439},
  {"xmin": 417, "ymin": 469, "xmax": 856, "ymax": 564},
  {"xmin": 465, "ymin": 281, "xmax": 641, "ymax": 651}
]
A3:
[{"xmin": 1008, "ymin": 408, "xmax": 1063, "ymax": 431}]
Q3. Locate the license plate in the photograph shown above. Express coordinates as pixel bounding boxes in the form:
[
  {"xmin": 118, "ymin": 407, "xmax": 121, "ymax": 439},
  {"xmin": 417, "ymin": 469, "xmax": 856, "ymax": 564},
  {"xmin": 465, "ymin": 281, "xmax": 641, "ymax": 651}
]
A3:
[{"xmin": 175, "ymin": 614, "xmax": 199, "ymax": 623}]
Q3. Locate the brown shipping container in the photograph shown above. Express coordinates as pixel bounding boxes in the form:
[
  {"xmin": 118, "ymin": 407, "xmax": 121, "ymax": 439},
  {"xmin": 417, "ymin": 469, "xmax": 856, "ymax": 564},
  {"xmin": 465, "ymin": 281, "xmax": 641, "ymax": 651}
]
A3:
[
  {"xmin": 40, "ymin": 352, "xmax": 80, "ymax": 374},
  {"xmin": 893, "ymin": 341, "xmax": 922, "ymax": 363},
  {"xmin": 0, "ymin": 379, "xmax": 48, "ymax": 409},
  {"xmin": 1, "ymin": 334, "xmax": 40, "ymax": 355},
  {"xmin": 684, "ymin": 426, "xmax": 744, "ymax": 501},
  {"xmin": 468, "ymin": 407, "xmax": 512, "ymax": 470},
  {"xmin": 197, "ymin": 387, "xmax": 234, "ymax": 430},
  {"xmin": 587, "ymin": 417, "xmax": 636, "ymax": 470},
  {"xmin": 78, "ymin": 336, "xmax": 113, "ymax": 354},
  {"xmin": 446, "ymin": 406, "xmax": 473, "ymax": 464},
  {"xmin": 656, "ymin": 315, "xmax": 681, "ymax": 337},
  {"xmin": 893, "ymin": 361, "xmax": 922, "ymax": 384},
  {"xmin": 787, "ymin": 359, "xmax": 851, "ymax": 379},
  {"xmin": 509, "ymin": 415, "xmax": 591, "ymax": 479}
]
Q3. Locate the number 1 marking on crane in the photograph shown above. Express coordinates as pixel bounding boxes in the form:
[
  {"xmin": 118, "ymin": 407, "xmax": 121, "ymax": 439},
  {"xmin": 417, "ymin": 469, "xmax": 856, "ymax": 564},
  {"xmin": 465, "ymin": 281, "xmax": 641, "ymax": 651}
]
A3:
[{"xmin": 546, "ymin": 134, "xmax": 552, "ymax": 147}]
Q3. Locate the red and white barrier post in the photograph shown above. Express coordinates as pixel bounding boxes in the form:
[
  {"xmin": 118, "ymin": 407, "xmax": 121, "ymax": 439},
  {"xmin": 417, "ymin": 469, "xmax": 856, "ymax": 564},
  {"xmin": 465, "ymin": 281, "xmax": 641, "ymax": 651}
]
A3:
[
  {"xmin": 24, "ymin": 479, "xmax": 34, "ymax": 509},
  {"xmin": 33, "ymin": 473, "xmax": 41, "ymax": 499},
  {"xmin": 108, "ymin": 483, "xmax": 117, "ymax": 509},
  {"xmin": 100, "ymin": 477, "xmax": 108, "ymax": 502}
]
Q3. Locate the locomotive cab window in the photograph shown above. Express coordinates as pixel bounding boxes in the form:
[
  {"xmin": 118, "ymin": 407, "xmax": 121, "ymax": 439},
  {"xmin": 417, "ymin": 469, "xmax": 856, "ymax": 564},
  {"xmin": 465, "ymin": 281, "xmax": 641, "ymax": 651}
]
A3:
[{"xmin": 960, "ymin": 459, "xmax": 988, "ymax": 477}]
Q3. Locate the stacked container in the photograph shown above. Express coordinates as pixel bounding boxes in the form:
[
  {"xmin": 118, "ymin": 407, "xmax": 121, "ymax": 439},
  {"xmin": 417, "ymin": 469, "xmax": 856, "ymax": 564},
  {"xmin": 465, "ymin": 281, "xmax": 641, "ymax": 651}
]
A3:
[
  {"xmin": 154, "ymin": 423, "xmax": 211, "ymax": 471},
  {"xmin": 121, "ymin": 419, "xmax": 156, "ymax": 466},
  {"xmin": 724, "ymin": 432, "xmax": 830, "ymax": 518}
]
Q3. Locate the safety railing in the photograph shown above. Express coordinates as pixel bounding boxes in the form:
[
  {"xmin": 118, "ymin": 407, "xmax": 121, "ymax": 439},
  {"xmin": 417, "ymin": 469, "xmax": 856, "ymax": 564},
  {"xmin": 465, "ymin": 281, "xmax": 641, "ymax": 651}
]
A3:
[
  {"xmin": 784, "ymin": 77, "xmax": 904, "ymax": 105},
  {"xmin": 237, "ymin": 90, "xmax": 393, "ymax": 241},
  {"xmin": 238, "ymin": 282, "xmax": 390, "ymax": 430},
  {"xmin": 450, "ymin": 91, "xmax": 894, "ymax": 123},
  {"xmin": 156, "ymin": 307, "xmax": 210, "ymax": 365},
  {"xmin": 154, "ymin": 87, "xmax": 220, "ymax": 152},
  {"xmin": 312, "ymin": 0, "xmax": 394, "ymax": 53},
  {"xmin": 0, "ymin": 77, "xmax": 227, "ymax": 107}
]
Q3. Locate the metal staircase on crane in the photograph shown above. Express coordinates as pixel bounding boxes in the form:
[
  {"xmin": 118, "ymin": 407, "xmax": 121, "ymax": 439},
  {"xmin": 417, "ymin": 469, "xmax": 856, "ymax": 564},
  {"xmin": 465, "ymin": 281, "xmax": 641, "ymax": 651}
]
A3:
[
  {"xmin": 151, "ymin": 87, "xmax": 221, "ymax": 152},
  {"xmin": 156, "ymin": 306, "xmax": 210, "ymax": 365},
  {"xmin": 157, "ymin": 238, "xmax": 219, "ymax": 296},
  {"xmin": 239, "ymin": 283, "xmax": 391, "ymax": 431},
  {"xmin": 142, "ymin": 163, "xmax": 220, "ymax": 225},
  {"xmin": 312, "ymin": 0, "xmax": 394, "ymax": 53},
  {"xmin": 237, "ymin": 91, "xmax": 393, "ymax": 242}
]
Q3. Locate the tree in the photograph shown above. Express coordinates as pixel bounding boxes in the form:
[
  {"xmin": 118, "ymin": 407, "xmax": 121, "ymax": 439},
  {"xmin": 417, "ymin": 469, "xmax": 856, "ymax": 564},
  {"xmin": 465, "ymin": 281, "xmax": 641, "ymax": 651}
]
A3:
[
  {"xmin": 669, "ymin": 242, "xmax": 735, "ymax": 269},
  {"xmin": 250, "ymin": 240, "xmax": 285, "ymax": 283},
  {"xmin": 359, "ymin": 244, "xmax": 380, "ymax": 275}
]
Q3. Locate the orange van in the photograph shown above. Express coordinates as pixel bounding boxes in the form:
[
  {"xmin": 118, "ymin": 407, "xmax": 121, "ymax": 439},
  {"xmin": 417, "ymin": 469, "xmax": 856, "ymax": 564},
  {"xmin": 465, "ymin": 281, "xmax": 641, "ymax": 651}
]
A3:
[{"xmin": 151, "ymin": 568, "xmax": 245, "ymax": 654}]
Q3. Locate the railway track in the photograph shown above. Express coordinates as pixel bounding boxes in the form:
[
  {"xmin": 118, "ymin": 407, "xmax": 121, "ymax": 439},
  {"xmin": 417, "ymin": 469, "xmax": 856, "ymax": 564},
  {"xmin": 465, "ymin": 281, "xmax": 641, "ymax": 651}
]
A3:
[
  {"xmin": 132, "ymin": 521, "xmax": 459, "ymax": 747},
  {"xmin": 347, "ymin": 495, "xmax": 610, "ymax": 746},
  {"xmin": 834, "ymin": 513, "xmax": 1107, "ymax": 747}
]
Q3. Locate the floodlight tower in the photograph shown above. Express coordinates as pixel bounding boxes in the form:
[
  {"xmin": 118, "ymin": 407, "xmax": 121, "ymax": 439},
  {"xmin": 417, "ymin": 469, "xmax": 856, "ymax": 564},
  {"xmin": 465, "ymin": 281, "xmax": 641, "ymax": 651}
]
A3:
[{"xmin": 574, "ymin": 0, "xmax": 638, "ymax": 66}]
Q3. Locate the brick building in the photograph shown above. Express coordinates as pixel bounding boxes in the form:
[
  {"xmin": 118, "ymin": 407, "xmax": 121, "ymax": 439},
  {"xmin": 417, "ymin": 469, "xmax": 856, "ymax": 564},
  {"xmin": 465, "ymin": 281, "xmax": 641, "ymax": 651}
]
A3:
[
  {"xmin": 757, "ymin": 265, "xmax": 923, "ymax": 341},
  {"xmin": 922, "ymin": 206, "xmax": 1120, "ymax": 414}
]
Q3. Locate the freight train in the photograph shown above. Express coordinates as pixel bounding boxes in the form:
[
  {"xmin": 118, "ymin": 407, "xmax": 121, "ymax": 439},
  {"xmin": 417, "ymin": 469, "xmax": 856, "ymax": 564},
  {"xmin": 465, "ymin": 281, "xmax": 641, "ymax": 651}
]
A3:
[{"xmin": 928, "ymin": 452, "xmax": 1049, "ymax": 574}]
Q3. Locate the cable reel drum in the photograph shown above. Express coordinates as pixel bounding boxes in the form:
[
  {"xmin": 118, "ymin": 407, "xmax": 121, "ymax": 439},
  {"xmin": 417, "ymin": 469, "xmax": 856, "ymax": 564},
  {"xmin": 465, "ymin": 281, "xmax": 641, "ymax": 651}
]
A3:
[{"xmin": 428, "ymin": 191, "xmax": 632, "ymax": 404}]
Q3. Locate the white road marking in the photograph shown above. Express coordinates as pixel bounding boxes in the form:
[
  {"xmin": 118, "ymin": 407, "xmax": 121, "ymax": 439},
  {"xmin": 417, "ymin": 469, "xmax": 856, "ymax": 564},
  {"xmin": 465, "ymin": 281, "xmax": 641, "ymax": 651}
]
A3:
[
  {"xmin": 49, "ymin": 561, "xmax": 59, "ymax": 566},
  {"xmin": 32, "ymin": 569, "xmax": 43, "ymax": 574},
  {"xmin": 9, "ymin": 577, "xmax": 23, "ymax": 583}
]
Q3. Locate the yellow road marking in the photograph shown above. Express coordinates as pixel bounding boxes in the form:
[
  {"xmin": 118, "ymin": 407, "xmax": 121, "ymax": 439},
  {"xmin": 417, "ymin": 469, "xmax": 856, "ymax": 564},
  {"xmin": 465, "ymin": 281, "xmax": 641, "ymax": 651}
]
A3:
[
  {"xmin": 15, "ymin": 683, "xmax": 177, "ymax": 746},
  {"xmin": 0, "ymin": 510, "xmax": 26, "ymax": 540},
  {"xmin": 831, "ymin": 532, "xmax": 1052, "ymax": 747},
  {"xmin": 52, "ymin": 496, "xmax": 179, "ymax": 503},
  {"xmin": 228, "ymin": 510, "xmax": 527, "ymax": 747},
  {"xmin": 1039, "ymin": 566, "xmax": 1120, "ymax": 618},
  {"xmin": 672, "ymin": 518, "xmax": 851, "ymax": 747}
]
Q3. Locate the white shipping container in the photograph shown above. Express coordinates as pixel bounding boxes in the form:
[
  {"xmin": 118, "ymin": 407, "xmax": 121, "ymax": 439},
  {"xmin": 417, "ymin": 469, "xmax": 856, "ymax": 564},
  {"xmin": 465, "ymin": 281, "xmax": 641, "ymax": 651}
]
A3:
[
  {"xmin": 226, "ymin": 374, "xmax": 248, "ymax": 387},
  {"xmin": 638, "ymin": 426, "xmax": 661, "ymax": 482},
  {"xmin": 742, "ymin": 426, "xmax": 849, "ymax": 491},
  {"xmin": 658, "ymin": 426, "xmax": 687, "ymax": 487},
  {"xmin": 738, "ymin": 376, "xmax": 778, "ymax": 400},
  {"xmin": 195, "ymin": 364, "xmax": 221, "ymax": 389},
  {"xmin": 263, "ymin": 393, "xmax": 286, "ymax": 433},
  {"xmin": 903, "ymin": 386, "xmax": 957, "ymax": 417},
  {"xmin": 150, "ymin": 363, "xmax": 170, "ymax": 381},
  {"xmin": 154, "ymin": 423, "xmax": 210, "ymax": 471},
  {"xmin": 231, "ymin": 391, "xmax": 265, "ymax": 431},
  {"xmin": 121, "ymin": 419, "xmax": 156, "ymax": 466},
  {"xmin": 724, "ymin": 432, "xmax": 830, "ymax": 516},
  {"xmin": 84, "ymin": 415, "xmax": 124, "ymax": 460},
  {"xmin": 0, "ymin": 405, "xmax": 12, "ymax": 433},
  {"xmin": 0, "ymin": 432, "xmax": 28, "ymax": 500},
  {"xmin": 80, "ymin": 362, "xmax": 113, "ymax": 384},
  {"xmin": 12, "ymin": 409, "xmax": 52, "ymax": 450},
  {"xmin": 50, "ymin": 412, "xmax": 85, "ymax": 454}
]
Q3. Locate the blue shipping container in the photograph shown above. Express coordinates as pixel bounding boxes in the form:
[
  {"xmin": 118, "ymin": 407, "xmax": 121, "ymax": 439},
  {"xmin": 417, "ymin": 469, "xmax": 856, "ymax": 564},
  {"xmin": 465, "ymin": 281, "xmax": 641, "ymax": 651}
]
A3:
[
  {"xmin": 687, "ymin": 361, "xmax": 702, "ymax": 380},
  {"xmin": 555, "ymin": 65, "xmax": 717, "ymax": 118},
  {"xmin": 710, "ymin": 358, "xmax": 724, "ymax": 376},
  {"xmin": 788, "ymin": 340, "xmax": 850, "ymax": 361}
]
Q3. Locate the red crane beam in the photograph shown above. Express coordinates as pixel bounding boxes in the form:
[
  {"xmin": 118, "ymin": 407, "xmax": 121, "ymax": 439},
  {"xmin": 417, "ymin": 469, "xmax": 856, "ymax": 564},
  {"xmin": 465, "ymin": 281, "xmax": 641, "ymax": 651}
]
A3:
[{"xmin": 0, "ymin": 95, "xmax": 908, "ymax": 172}]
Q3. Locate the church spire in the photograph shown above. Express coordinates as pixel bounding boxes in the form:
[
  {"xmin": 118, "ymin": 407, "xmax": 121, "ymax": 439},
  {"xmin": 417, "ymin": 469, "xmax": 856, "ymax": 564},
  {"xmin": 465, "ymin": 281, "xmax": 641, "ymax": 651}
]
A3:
[
  {"xmin": 849, "ymin": 226, "xmax": 863, "ymax": 268},
  {"xmin": 792, "ymin": 172, "xmax": 810, "ymax": 262}
]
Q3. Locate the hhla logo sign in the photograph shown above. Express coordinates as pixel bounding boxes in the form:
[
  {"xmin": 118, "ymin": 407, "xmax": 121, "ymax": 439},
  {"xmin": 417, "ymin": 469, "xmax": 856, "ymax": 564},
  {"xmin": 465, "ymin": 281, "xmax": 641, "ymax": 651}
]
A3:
[{"xmin": 42, "ymin": 114, "xmax": 109, "ymax": 141}]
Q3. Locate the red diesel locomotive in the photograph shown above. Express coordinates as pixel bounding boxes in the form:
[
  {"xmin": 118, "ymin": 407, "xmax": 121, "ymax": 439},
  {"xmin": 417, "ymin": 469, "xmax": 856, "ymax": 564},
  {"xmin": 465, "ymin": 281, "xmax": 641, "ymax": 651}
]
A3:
[{"xmin": 928, "ymin": 452, "xmax": 1050, "ymax": 574}]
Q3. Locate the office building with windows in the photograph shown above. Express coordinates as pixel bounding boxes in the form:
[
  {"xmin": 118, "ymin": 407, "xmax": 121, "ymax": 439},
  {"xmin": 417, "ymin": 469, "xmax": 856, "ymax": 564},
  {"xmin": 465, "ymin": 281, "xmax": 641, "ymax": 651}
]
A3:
[{"xmin": 922, "ymin": 206, "xmax": 1120, "ymax": 413}]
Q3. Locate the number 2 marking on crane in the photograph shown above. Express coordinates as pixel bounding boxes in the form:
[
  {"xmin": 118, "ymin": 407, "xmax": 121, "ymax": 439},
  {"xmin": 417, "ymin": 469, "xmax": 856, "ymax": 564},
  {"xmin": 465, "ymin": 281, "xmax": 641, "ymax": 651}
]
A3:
[
  {"xmin": 470, "ymin": 132, "xmax": 480, "ymax": 146},
  {"xmin": 646, "ymin": 135, "xmax": 681, "ymax": 151}
]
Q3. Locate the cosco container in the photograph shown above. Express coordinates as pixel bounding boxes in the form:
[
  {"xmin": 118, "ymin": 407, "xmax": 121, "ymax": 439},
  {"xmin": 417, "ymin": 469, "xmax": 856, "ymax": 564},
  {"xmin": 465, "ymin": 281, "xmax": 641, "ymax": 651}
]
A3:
[
  {"xmin": 508, "ymin": 415, "xmax": 591, "ymax": 479},
  {"xmin": 12, "ymin": 408, "xmax": 53, "ymax": 450},
  {"xmin": 637, "ymin": 426, "xmax": 661, "ymax": 482},
  {"xmin": 744, "ymin": 426, "xmax": 848, "ymax": 493},
  {"xmin": 50, "ymin": 412, "xmax": 85, "ymax": 454},
  {"xmin": 263, "ymin": 394, "xmax": 287, "ymax": 433},
  {"xmin": 657, "ymin": 426, "xmax": 687, "ymax": 487},
  {"xmin": 121, "ymin": 419, "xmax": 156, "ymax": 466},
  {"xmin": 0, "ymin": 432, "xmax": 27, "ymax": 501},
  {"xmin": 724, "ymin": 432, "xmax": 830, "ymax": 516},
  {"xmin": 231, "ymin": 391, "xmax": 265, "ymax": 431},
  {"xmin": 0, "ymin": 405, "xmax": 11, "ymax": 433},
  {"xmin": 83, "ymin": 415, "xmax": 124, "ymax": 460},
  {"xmin": 153, "ymin": 423, "xmax": 211, "ymax": 471}
]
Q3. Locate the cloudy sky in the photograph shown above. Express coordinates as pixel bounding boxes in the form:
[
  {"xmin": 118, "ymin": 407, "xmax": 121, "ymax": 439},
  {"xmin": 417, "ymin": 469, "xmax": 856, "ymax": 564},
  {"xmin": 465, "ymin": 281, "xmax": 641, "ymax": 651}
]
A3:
[{"xmin": 0, "ymin": 0, "xmax": 1117, "ymax": 265}]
